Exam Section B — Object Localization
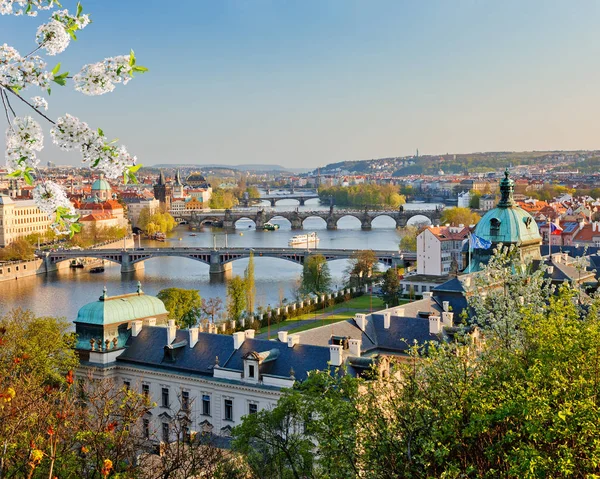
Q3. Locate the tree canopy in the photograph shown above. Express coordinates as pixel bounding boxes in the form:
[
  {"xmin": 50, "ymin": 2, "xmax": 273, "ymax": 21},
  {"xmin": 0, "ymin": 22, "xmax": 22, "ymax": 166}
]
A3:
[
  {"xmin": 157, "ymin": 288, "xmax": 202, "ymax": 328},
  {"xmin": 440, "ymin": 206, "xmax": 481, "ymax": 226},
  {"xmin": 301, "ymin": 255, "xmax": 332, "ymax": 294}
]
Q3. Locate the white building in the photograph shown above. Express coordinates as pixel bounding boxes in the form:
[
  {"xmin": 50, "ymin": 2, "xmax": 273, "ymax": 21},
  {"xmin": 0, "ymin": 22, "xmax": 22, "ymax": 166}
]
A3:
[
  {"xmin": 457, "ymin": 190, "xmax": 472, "ymax": 208},
  {"xmin": 0, "ymin": 194, "xmax": 53, "ymax": 247},
  {"xmin": 417, "ymin": 225, "xmax": 470, "ymax": 276}
]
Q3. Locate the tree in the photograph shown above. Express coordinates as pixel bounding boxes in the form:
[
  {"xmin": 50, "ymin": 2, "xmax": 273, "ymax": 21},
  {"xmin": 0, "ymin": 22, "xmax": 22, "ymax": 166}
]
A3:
[
  {"xmin": 227, "ymin": 275, "xmax": 247, "ymax": 323},
  {"xmin": 380, "ymin": 268, "xmax": 402, "ymax": 306},
  {"xmin": 346, "ymin": 250, "xmax": 378, "ymax": 286},
  {"xmin": 0, "ymin": 239, "xmax": 35, "ymax": 261},
  {"xmin": 137, "ymin": 208, "xmax": 176, "ymax": 234},
  {"xmin": 0, "ymin": 4, "xmax": 147, "ymax": 237},
  {"xmin": 399, "ymin": 225, "xmax": 418, "ymax": 252},
  {"xmin": 157, "ymin": 288, "xmax": 202, "ymax": 328},
  {"xmin": 244, "ymin": 252, "xmax": 256, "ymax": 314},
  {"xmin": 469, "ymin": 191, "xmax": 481, "ymax": 209},
  {"xmin": 201, "ymin": 297, "xmax": 223, "ymax": 325},
  {"xmin": 440, "ymin": 207, "xmax": 481, "ymax": 226},
  {"xmin": 301, "ymin": 255, "xmax": 332, "ymax": 294}
]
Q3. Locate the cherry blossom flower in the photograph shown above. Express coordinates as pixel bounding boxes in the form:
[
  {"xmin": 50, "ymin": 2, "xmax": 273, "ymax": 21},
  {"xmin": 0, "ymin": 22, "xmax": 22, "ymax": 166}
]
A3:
[
  {"xmin": 0, "ymin": 0, "xmax": 55, "ymax": 16},
  {"xmin": 30, "ymin": 95, "xmax": 48, "ymax": 111},
  {"xmin": 74, "ymin": 55, "xmax": 133, "ymax": 96},
  {"xmin": 5, "ymin": 116, "xmax": 43, "ymax": 172},
  {"xmin": 0, "ymin": 44, "xmax": 53, "ymax": 90},
  {"xmin": 36, "ymin": 19, "xmax": 70, "ymax": 55}
]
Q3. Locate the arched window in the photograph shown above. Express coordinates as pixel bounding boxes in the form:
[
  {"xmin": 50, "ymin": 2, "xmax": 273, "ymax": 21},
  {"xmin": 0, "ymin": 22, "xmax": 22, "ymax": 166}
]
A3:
[{"xmin": 490, "ymin": 218, "xmax": 501, "ymax": 237}]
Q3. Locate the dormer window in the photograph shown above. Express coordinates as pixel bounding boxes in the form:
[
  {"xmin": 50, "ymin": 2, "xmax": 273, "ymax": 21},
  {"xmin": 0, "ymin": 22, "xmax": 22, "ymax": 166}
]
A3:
[
  {"xmin": 248, "ymin": 364, "xmax": 255, "ymax": 378},
  {"xmin": 490, "ymin": 218, "xmax": 501, "ymax": 236}
]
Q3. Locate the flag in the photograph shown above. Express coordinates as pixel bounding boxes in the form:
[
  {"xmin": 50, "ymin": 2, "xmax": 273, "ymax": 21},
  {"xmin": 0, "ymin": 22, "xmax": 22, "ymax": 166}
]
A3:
[
  {"xmin": 470, "ymin": 234, "xmax": 492, "ymax": 250},
  {"xmin": 549, "ymin": 222, "xmax": 563, "ymax": 235}
]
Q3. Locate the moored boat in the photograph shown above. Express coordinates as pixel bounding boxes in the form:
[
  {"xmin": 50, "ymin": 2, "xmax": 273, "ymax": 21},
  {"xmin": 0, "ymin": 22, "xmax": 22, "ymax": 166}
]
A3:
[{"xmin": 288, "ymin": 232, "xmax": 319, "ymax": 246}]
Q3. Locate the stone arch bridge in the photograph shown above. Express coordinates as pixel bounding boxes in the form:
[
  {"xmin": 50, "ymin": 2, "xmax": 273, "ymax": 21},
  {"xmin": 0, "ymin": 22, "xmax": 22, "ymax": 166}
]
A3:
[
  {"xmin": 42, "ymin": 247, "xmax": 413, "ymax": 276},
  {"xmin": 190, "ymin": 207, "xmax": 443, "ymax": 231}
]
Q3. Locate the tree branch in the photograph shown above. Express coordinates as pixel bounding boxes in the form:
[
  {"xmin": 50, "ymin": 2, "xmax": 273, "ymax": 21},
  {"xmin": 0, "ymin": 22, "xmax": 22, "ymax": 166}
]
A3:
[{"xmin": 0, "ymin": 85, "xmax": 55, "ymax": 125}]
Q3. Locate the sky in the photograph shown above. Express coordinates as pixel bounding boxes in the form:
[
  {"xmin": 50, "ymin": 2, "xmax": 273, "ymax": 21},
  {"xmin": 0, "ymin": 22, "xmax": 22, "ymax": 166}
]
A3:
[{"xmin": 2, "ymin": 0, "xmax": 600, "ymax": 169}]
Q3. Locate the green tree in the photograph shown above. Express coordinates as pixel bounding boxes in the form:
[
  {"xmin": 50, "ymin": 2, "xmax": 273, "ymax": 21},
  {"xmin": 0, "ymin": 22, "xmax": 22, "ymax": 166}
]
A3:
[
  {"xmin": 399, "ymin": 225, "xmax": 418, "ymax": 252},
  {"xmin": 0, "ymin": 239, "xmax": 35, "ymax": 261},
  {"xmin": 227, "ymin": 275, "xmax": 247, "ymax": 323},
  {"xmin": 244, "ymin": 252, "xmax": 256, "ymax": 314},
  {"xmin": 138, "ymin": 208, "xmax": 177, "ymax": 234},
  {"xmin": 346, "ymin": 250, "xmax": 378, "ymax": 286},
  {"xmin": 469, "ymin": 191, "xmax": 481, "ymax": 209},
  {"xmin": 440, "ymin": 206, "xmax": 481, "ymax": 226},
  {"xmin": 380, "ymin": 267, "xmax": 402, "ymax": 306},
  {"xmin": 157, "ymin": 288, "xmax": 202, "ymax": 328},
  {"xmin": 301, "ymin": 255, "xmax": 332, "ymax": 294}
]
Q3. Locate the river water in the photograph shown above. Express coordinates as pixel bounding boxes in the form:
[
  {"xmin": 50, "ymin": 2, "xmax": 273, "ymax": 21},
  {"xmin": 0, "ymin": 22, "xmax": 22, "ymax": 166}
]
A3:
[{"xmin": 0, "ymin": 199, "xmax": 439, "ymax": 321}]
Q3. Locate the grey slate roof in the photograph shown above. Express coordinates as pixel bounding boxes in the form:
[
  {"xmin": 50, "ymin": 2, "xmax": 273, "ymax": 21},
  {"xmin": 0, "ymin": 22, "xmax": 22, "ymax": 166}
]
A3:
[{"xmin": 369, "ymin": 314, "xmax": 437, "ymax": 352}]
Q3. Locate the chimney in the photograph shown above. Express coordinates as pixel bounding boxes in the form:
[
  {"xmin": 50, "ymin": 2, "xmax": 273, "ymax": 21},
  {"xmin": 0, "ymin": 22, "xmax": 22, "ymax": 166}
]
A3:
[
  {"xmin": 147, "ymin": 317, "xmax": 156, "ymax": 326},
  {"xmin": 287, "ymin": 334, "xmax": 300, "ymax": 348},
  {"xmin": 278, "ymin": 331, "xmax": 288, "ymax": 343},
  {"xmin": 394, "ymin": 307, "xmax": 405, "ymax": 316},
  {"xmin": 443, "ymin": 301, "xmax": 450, "ymax": 312},
  {"xmin": 348, "ymin": 338, "xmax": 361, "ymax": 357},
  {"xmin": 188, "ymin": 328, "xmax": 198, "ymax": 348},
  {"xmin": 383, "ymin": 312, "xmax": 391, "ymax": 329},
  {"xmin": 329, "ymin": 344, "xmax": 343, "ymax": 367},
  {"xmin": 422, "ymin": 291, "xmax": 432, "ymax": 299},
  {"xmin": 442, "ymin": 311, "xmax": 454, "ymax": 328},
  {"xmin": 355, "ymin": 313, "xmax": 367, "ymax": 332},
  {"xmin": 131, "ymin": 320, "xmax": 143, "ymax": 337},
  {"xmin": 167, "ymin": 319, "xmax": 176, "ymax": 344},
  {"xmin": 232, "ymin": 331, "xmax": 245, "ymax": 350},
  {"xmin": 547, "ymin": 265, "xmax": 554, "ymax": 275},
  {"xmin": 429, "ymin": 315, "xmax": 441, "ymax": 335},
  {"xmin": 244, "ymin": 329, "xmax": 255, "ymax": 339}
]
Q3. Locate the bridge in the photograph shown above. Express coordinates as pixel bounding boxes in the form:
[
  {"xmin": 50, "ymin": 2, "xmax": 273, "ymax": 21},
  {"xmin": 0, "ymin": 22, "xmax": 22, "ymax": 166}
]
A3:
[
  {"xmin": 243, "ymin": 190, "xmax": 320, "ymax": 207},
  {"xmin": 189, "ymin": 207, "xmax": 443, "ymax": 231},
  {"xmin": 41, "ymin": 247, "xmax": 414, "ymax": 277}
]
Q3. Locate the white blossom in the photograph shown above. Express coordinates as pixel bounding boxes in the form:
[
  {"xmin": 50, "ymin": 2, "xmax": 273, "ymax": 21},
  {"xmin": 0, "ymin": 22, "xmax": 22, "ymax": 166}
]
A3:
[
  {"xmin": 0, "ymin": 0, "xmax": 54, "ymax": 16},
  {"xmin": 0, "ymin": 44, "xmax": 53, "ymax": 90},
  {"xmin": 30, "ymin": 95, "xmax": 48, "ymax": 111},
  {"xmin": 32, "ymin": 181, "xmax": 77, "ymax": 235},
  {"xmin": 5, "ymin": 116, "xmax": 43, "ymax": 172},
  {"xmin": 73, "ymin": 55, "xmax": 133, "ymax": 96},
  {"xmin": 50, "ymin": 114, "xmax": 136, "ymax": 179},
  {"xmin": 52, "ymin": 8, "xmax": 90, "ymax": 30},
  {"xmin": 36, "ymin": 19, "xmax": 70, "ymax": 55}
]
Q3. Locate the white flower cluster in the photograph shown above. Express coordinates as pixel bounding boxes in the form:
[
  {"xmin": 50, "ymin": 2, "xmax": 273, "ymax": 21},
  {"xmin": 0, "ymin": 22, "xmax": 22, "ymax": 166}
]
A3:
[
  {"xmin": 5, "ymin": 116, "xmax": 43, "ymax": 172},
  {"xmin": 30, "ymin": 95, "xmax": 48, "ymax": 111},
  {"xmin": 74, "ymin": 55, "xmax": 132, "ymax": 96},
  {"xmin": 36, "ymin": 19, "xmax": 70, "ymax": 55},
  {"xmin": 0, "ymin": 43, "xmax": 53, "ymax": 90},
  {"xmin": 52, "ymin": 8, "xmax": 90, "ymax": 30},
  {"xmin": 32, "ymin": 181, "xmax": 77, "ymax": 235},
  {"xmin": 0, "ymin": 0, "xmax": 54, "ymax": 16},
  {"xmin": 50, "ymin": 114, "xmax": 137, "ymax": 178}
]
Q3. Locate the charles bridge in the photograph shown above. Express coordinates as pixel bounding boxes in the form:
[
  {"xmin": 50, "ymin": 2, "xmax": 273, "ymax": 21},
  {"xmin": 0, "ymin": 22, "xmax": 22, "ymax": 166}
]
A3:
[
  {"xmin": 189, "ymin": 206, "xmax": 444, "ymax": 231},
  {"xmin": 41, "ymin": 246, "xmax": 414, "ymax": 276}
]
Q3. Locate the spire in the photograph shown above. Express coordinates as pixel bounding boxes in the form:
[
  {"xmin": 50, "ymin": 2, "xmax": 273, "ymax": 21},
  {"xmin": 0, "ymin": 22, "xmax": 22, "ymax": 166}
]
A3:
[
  {"xmin": 497, "ymin": 168, "xmax": 515, "ymax": 208},
  {"xmin": 158, "ymin": 170, "xmax": 166, "ymax": 186},
  {"xmin": 175, "ymin": 169, "xmax": 182, "ymax": 186}
]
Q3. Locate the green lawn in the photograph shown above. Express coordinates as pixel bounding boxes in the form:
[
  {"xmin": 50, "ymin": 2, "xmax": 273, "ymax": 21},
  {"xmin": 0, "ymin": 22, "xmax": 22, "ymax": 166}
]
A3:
[{"xmin": 256, "ymin": 294, "xmax": 391, "ymax": 335}]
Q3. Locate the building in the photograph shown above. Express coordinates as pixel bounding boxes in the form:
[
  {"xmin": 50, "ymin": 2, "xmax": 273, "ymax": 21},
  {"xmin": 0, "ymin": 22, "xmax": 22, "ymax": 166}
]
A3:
[
  {"xmin": 120, "ymin": 191, "xmax": 160, "ymax": 227},
  {"xmin": 480, "ymin": 195, "xmax": 496, "ymax": 211},
  {"xmin": 457, "ymin": 191, "xmax": 472, "ymax": 208},
  {"xmin": 466, "ymin": 170, "xmax": 542, "ymax": 272},
  {"xmin": 417, "ymin": 225, "xmax": 470, "ymax": 276},
  {"xmin": 153, "ymin": 171, "xmax": 172, "ymax": 210},
  {"xmin": 0, "ymin": 194, "xmax": 53, "ymax": 247}
]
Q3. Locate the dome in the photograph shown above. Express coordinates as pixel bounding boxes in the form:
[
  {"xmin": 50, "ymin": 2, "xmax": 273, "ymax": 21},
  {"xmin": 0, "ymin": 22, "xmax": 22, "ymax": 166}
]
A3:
[
  {"xmin": 91, "ymin": 178, "xmax": 111, "ymax": 191},
  {"xmin": 186, "ymin": 172, "xmax": 209, "ymax": 187},
  {"xmin": 75, "ymin": 289, "xmax": 168, "ymax": 326}
]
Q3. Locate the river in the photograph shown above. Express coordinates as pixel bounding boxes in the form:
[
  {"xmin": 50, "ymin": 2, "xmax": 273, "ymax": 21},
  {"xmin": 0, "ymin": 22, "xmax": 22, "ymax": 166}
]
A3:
[{"xmin": 0, "ymin": 199, "xmax": 440, "ymax": 321}]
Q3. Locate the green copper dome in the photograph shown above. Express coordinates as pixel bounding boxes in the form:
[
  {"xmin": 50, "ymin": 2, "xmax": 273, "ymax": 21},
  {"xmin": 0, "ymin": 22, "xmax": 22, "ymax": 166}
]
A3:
[
  {"xmin": 91, "ymin": 177, "xmax": 111, "ymax": 191},
  {"xmin": 473, "ymin": 170, "xmax": 541, "ymax": 246},
  {"xmin": 75, "ymin": 288, "xmax": 168, "ymax": 326}
]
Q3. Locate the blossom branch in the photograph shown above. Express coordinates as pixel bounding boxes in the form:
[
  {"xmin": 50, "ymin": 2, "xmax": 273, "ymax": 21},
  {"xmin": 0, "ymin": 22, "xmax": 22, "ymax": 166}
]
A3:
[{"xmin": 1, "ymin": 85, "xmax": 56, "ymax": 125}]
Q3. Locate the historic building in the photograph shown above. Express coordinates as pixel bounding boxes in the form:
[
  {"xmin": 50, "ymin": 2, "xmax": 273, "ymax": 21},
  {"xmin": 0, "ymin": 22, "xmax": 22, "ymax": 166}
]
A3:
[
  {"xmin": 74, "ymin": 178, "xmax": 128, "ymax": 231},
  {"xmin": 153, "ymin": 170, "xmax": 172, "ymax": 210},
  {"xmin": 0, "ymin": 194, "xmax": 53, "ymax": 247},
  {"xmin": 416, "ymin": 225, "xmax": 470, "ymax": 276}
]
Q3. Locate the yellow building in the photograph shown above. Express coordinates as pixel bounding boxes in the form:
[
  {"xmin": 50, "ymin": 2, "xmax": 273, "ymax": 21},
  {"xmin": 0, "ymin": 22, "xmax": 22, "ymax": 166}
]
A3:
[{"xmin": 0, "ymin": 194, "xmax": 53, "ymax": 247}]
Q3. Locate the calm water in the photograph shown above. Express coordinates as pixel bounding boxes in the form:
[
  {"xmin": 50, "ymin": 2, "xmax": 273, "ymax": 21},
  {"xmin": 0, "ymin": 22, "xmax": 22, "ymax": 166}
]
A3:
[{"xmin": 0, "ymin": 200, "xmax": 439, "ymax": 321}]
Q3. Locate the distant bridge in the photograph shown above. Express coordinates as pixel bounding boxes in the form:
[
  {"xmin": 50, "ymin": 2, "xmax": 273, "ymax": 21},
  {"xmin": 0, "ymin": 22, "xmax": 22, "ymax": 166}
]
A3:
[
  {"xmin": 189, "ymin": 207, "xmax": 443, "ymax": 230},
  {"xmin": 41, "ymin": 247, "xmax": 414, "ymax": 276}
]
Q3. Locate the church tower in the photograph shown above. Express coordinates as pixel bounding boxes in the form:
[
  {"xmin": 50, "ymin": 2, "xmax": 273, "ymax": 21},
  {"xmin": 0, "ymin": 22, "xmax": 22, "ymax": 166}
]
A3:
[{"xmin": 153, "ymin": 170, "xmax": 172, "ymax": 210}]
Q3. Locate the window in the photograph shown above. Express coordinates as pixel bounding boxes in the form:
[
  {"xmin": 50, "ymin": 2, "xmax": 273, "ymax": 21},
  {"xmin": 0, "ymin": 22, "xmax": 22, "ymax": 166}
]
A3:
[
  {"xmin": 249, "ymin": 403, "xmax": 258, "ymax": 415},
  {"xmin": 248, "ymin": 364, "xmax": 255, "ymax": 378},
  {"xmin": 162, "ymin": 423, "xmax": 169, "ymax": 443},
  {"xmin": 490, "ymin": 218, "xmax": 501, "ymax": 237},
  {"xmin": 202, "ymin": 395, "xmax": 211, "ymax": 416},
  {"xmin": 181, "ymin": 391, "xmax": 190, "ymax": 411},
  {"xmin": 161, "ymin": 388, "xmax": 170, "ymax": 408},
  {"xmin": 224, "ymin": 399, "xmax": 233, "ymax": 421},
  {"xmin": 143, "ymin": 418, "xmax": 150, "ymax": 439},
  {"xmin": 123, "ymin": 380, "xmax": 130, "ymax": 390},
  {"xmin": 182, "ymin": 425, "xmax": 190, "ymax": 443},
  {"xmin": 142, "ymin": 384, "xmax": 149, "ymax": 398}
]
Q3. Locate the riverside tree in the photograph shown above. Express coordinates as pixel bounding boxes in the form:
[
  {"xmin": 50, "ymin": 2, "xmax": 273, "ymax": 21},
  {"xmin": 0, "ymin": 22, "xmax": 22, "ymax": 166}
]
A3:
[
  {"xmin": 227, "ymin": 275, "xmax": 247, "ymax": 323},
  {"xmin": 301, "ymin": 254, "xmax": 331, "ymax": 294},
  {"xmin": 1, "ymin": 1, "xmax": 148, "ymax": 237},
  {"xmin": 244, "ymin": 251, "xmax": 256, "ymax": 314},
  {"xmin": 379, "ymin": 267, "xmax": 402, "ymax": 306},
  {"xmin": 345, "ymin": 249, "xmax": 378, "ymax": 286},
  {"xmin": 440, "ymin": 206, "xmax": 481, "ymax": 226},
  {"xmin": 157, "ymin": 288, "xmax": 202, "ymax": 328}
]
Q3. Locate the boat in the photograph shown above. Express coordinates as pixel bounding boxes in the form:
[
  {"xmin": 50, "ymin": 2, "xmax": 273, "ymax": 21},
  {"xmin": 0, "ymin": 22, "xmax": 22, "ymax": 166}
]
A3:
[
  {"xmin": 288, "ymin": 232, "xmax": 319, "ymax": 246},
  {"xmin": 190, "ymin": 233, "xmax": 197, "ymax": 237},
  {"xmin": 263, "ymin": 222, "xmax": 280, "ymax": 231},
  {"xmin": 70, "ymin": 259, "xmax": 84, "ymax": 269},
  {"xmin": 89, "ymin": 262, "xmax": 105, "ymax": 274},
  {"xmin": 149, "ymin": 232, "xmax": 166, "ymax": 242}
]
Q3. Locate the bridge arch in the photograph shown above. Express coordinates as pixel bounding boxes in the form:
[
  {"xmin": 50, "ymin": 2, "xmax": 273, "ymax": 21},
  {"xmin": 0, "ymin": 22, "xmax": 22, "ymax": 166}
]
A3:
[
  {"xmin": 336, "ymin": 214, "xmax": 362, "ymax": 229},
  {"xmin": 406, "ymin": 214, "xmax": 433, "ymax": 227},
  {"xmin": 48, "ymin": 253, "xmax": 123, "ymax": 267},
  {"xmin": 234, "ymin": 216, "xmax": 257, "ymax": 229},
  {"xmin": 265, "ymin": 215, "xmax": 292, "ymax": 229},
  {"xmin": 371, "ymin": 214, "xmax": 398, "ymax": 229},
  {"xmin": 301, "ymin": 215, "xmax": 327, "ymax": 229}
]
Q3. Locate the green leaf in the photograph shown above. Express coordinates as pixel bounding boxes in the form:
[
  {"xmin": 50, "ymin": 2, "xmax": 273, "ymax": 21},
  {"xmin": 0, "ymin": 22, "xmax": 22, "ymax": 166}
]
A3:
[
  {"xmin": 129, "ymin": 49, "xmax": 136, "ymax": 66},
  {"xmin": 23, "ymin": 172, "xmax": 33, "ymax": 185},
  {"xmin": 76, "ymin": 2, "xmax": 83, "ymax": 17},
  {"xmin": 128, "ymin": 164, "xmax": 142, "ymax": 173},
  {"xmin": 91, "ymin": 158, "xmax": 100, "ymax": 168},
  {"xmin": 128, "ymin": 172, "xmax": 139, "ymax": 185},
  {"xmin": 97, "ymin": 128, "xmax": 104, "ymax": 137},
  {"xmin": 47, "ymin": 88, "xmax": 51, "ymax": 96},
  {"xmin": 123, "ymin": 171, "xmax": 129, "ymax": 184},
  {"xmin": 51, "ymin": 63, "xmax": 61, "ymax": 75},
  {"xmin": 132, "ymin": 65, "xmax": 148, "ymax": 73},
  {"xmin": 7, "ymin": 170, "xmax": 22, "ymax": 178},
  {"xmin": 68, "ymin": 30, "xmax": 77, "ymax": 41}
]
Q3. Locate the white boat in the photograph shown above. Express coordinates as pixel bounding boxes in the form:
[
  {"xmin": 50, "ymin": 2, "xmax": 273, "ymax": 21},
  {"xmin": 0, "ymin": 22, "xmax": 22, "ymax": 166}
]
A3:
[{"xmin": 288, "ymin": 232, "xmax": 320, "ymax": 246}]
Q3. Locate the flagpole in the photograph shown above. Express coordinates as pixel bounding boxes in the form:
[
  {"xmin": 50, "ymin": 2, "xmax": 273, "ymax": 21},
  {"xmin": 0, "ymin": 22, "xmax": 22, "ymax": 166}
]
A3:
[
  {"xmin": 468, "ymin": 233, "xmax": 472, "ymax": 273},
  {"xmin": 548, "ymin": 221, "xmax": 551, "ymax": 257}
]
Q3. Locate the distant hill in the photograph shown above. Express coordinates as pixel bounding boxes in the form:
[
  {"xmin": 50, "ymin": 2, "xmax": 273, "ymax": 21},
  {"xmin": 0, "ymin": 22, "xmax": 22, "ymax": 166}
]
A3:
[{"xmin": 152, "ymin": 163, "xmax": 310, "ymax": 174}]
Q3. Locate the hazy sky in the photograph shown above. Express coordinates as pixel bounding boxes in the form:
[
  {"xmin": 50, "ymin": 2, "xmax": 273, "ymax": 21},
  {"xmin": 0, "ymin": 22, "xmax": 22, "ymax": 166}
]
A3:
[{"xmin": 2, "ymin": 0, "xmax": 600, "ymax": 169}]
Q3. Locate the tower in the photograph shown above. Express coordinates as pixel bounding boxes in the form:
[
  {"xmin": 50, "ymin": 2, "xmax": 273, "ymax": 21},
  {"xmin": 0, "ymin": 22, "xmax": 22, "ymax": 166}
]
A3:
[
  {"xmin": 172, "ymin": 169, "xmax": 184, "ymax": 198},
  {"xmin": 153, "ymin": 170, "xmax": 172, "ymax": 210}
]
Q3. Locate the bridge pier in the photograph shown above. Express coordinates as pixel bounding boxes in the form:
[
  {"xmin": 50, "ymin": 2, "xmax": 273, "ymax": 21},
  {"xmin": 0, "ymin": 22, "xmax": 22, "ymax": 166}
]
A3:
[
  {"xmin": 121, "ymin": 253, "xmax": 145, "ymax": 274},
  {"xmin": 326, "ymin": 216, "xmax": 337, "ymax": 230},
  {"xmin": 299, "ymin": 198, "xmax": 305, "ymax": 206},
  {"xmin": 269, "ymin": 199, "xmax": 276, "ymax": 207},
  {"xmin": 361, "ymin": 217, "xmax": 372, "ymax": 231},
  {"xmin": 209, "ymin": 250, "xmax": 232, "ymax": 280},
  {"xmin": 222, "ymin": 209, "xmax": 236, "ymax": 230}
]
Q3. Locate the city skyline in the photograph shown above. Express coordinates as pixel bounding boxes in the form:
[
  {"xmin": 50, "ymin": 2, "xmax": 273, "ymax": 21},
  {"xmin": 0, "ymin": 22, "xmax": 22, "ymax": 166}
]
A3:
[{"xmin": 2, "ymin": 0, "xmax": 600, "ymax": 168}]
